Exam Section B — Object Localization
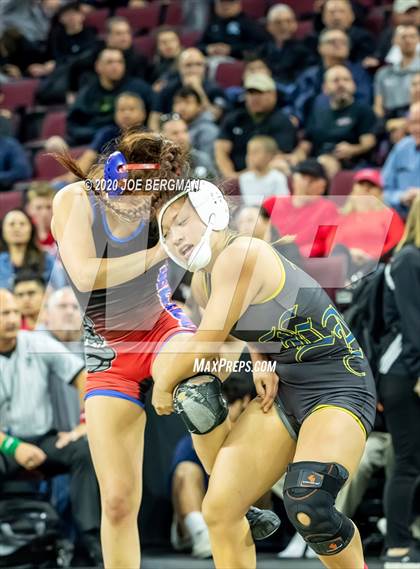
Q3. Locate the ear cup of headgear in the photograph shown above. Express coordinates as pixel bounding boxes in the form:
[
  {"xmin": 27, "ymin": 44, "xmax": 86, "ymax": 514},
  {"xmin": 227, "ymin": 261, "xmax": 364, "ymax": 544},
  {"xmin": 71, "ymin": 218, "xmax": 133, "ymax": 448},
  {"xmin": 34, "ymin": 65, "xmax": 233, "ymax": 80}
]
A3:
[
  {"xmin": 104, "ymin": 151, "xmax": 127, "ymax": 197},
  {"xmin": 188, "ymin": 180, "xmax": 229, "ymax": 230}
]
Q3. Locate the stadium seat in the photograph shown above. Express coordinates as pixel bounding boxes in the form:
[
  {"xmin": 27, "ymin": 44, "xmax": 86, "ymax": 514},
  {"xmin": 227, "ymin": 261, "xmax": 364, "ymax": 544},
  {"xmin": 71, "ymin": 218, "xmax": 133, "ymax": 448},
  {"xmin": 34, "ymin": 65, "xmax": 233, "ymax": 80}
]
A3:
[
  {"xmin": 2, "ymin": 79, "xmax": 40, "ymax": 111},
  {"xmin": 33, "ymin": 147, "xmax": 86, "ymax": 180},
  {"xmin": 133, "ymin": 35, "xmax": 156, "ymax": 59},
  {"xmin": 366, "ymin": 7, "xmax": 387, "ymax": 35},
  {"xmin": 303, "ymin": 255, "xmax": 348, "ymax": 296},
  {"xmin": 295, "ymin": 20, "xmax": 313, "ymax": 39},
  {"xmin": 329, "ymin": 170, "xmax": 356, "ymax": 196},
  {"xmin": 164, "ymin": 1, "xmax": 183, "ymax": 25},
  {"xmin": 40, "ymin": 111, "xmax": 67, "ymax": 139},
  {"xmin": 180, "ymin": 30, "xmax": 201, "ymax": 48},
  {"xmin": 0, "ymin": 191, "xmax": 24, "ymax": 219},
  {"xmin": 115, "ymin": 5, "xmax": 161, "ymax": 33},
  {"xmin": 84, "ymin": 8, "xmax": 109, "ymax": 34},
  {"xmin": 242, "ymin": 0, "xmax": 267, "ymax": 19},
  {"xmin": 215, "ymin": 61, "xmax": 245, "ymax": 89}
]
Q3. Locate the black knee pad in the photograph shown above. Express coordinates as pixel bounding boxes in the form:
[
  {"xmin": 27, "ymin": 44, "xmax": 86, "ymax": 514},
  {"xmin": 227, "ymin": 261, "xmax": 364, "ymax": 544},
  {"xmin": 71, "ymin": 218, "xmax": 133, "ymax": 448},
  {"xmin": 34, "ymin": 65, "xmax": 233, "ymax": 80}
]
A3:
[
  {"xmin": 283, "ymin": 461, "xmax": 355, "ymax": 556},
  {"xmin": 173, "ymin": 374, "xmax": 228, "ymax": 435}
]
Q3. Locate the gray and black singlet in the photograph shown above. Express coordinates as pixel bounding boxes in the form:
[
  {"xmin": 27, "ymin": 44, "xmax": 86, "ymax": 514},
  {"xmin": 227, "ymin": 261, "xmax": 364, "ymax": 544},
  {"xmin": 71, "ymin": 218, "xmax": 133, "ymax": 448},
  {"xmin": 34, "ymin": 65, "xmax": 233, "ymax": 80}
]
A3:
[{"xmin": 203, "ymin": 242, "xmax": 377, "ymax": 437}]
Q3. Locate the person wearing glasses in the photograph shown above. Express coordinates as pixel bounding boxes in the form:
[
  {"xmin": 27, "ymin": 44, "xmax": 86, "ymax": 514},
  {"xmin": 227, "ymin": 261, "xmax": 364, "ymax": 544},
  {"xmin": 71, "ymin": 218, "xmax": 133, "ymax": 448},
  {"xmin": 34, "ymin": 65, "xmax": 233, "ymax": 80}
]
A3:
[{"xmin": 149, "ymin": 48, "xmax": 228, "ymax": 132}]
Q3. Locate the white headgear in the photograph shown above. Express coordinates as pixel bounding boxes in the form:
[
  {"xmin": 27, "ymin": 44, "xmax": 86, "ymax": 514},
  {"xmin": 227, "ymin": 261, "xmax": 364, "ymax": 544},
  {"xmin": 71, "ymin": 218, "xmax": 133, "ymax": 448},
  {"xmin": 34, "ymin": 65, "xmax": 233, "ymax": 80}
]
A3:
[{"xmin": 158, "ymin": 180, "xmax": 230, "ymax": 272}]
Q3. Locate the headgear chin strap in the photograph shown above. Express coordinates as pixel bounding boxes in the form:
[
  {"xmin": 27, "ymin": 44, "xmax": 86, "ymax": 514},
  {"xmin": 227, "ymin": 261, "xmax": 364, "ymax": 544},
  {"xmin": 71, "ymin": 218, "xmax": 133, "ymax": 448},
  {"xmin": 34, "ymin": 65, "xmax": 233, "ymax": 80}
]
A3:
[
  {"xmin": 103, "ymin": 151, "xmax": 160, "ymax": 197},
  {"xmin": 158, "ymin": 180, "xmax": 229, "ymax": 272}
]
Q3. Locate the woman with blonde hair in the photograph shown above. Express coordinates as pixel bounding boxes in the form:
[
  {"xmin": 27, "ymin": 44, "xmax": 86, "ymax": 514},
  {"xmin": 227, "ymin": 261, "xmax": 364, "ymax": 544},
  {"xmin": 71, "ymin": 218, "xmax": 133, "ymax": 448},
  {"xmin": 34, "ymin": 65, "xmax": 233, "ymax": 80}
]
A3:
[{"xmin": 379, "ymin": 195, "xmax": 420, "ymax": 568}]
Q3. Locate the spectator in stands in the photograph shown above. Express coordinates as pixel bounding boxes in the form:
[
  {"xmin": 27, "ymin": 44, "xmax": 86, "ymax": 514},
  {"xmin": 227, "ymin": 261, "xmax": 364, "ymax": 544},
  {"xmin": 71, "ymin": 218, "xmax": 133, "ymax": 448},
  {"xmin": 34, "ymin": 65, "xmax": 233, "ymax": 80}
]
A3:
[
  {"xmin": 294, "ymin": 65, "xmax": 377, "ymax": 176},
  {"xmin": 170, "ymin": 376, "xmax": 255, "ymax": 559},
  {"xmin": 25, "ymin": 182, "xmax": 56, "ymax": 255},
  {"xmin": 33, "ymin": 2, "xmax": 97, "ymax": 104},
  {"xmin": 335, "ymin": 169, "xmax": 405, "ymax": 275},
  {"xmin": 291, "ymin": 28, "xmax": 372, "ymax": 126},
  {"xmin": 173, "ymin": 86, "xmax": 219, "ymax": 160},
  {"xmin": 366, "ymin": 0, "xmax": 420, "ymax": 68},
  {"xmin": 239, "ymin": 135, "xmax": 289, "ymax": 206},
  {"xmin": 197, "ymin": 0, "xmax": 267, "ymax": 60},
  {"xmin": 374, "ymin": 25, "xmax": 420, "ymax": 120},
  {"xmin": 150, "ymin": 27, "xmax": 182, "ymax": 87},
  {"xmin": 263, "ymin": 159, "xmax": 338, "ymax": 258},
  {"xmin": 215, "ymin": 74, "xmax": 297, "ymax": 177},
  {"xmin": 379, "ymin": 196, "xmax": 420, "ymax": 567},
  {"xmin": 13, "ymin": 271, "xmax": 46, "ymax": 331},
  {"xmin": 0, "ymin": 288, "xmax": 102, "ymax": 567},
  {"xmin": 149, "ymin": 47, "xmax": 228, "ymax": 131},
  {"xmin": 66, "ymin": 48, "xmax": 152, "ymax": 145},
  {"xmin": 0, "ymin": 134, "xmax": 32, "ymax": 189},
  {"xmin": 314, "ymin": 0, "xmax": 375, "ymax": 62},
  {"xmin": 0, "ymin": 209, "xmax": 66, "ymax": 290},
  {"xmin": 382, "ymin": 101, "xmax": 420, "ymax": 217},
  {"xmin": 258, "ymin": 4, "xmax": 313, "ymax": 84},
  {"xmin": 160, "ymin": 114, "xmax": 217, "ymax": 179},
  {"xmin": 43, "ymin": 287, "xmax": 84, "ymax": 431},
  {"xmin": 56, "ymin": 92, "xmax": 147, "ymax": 185},
  {"xmin": 235, "ymin": 205, "xmax": 302, "ymax": 266},
  {"xmin": 0, "ymin": 27, "xmax": 39, "ymax": 81},
  {"xmin": 68, "ymin": 16, "xmax": 149, "ymax": 96},
  {"xmin": 0, "ymin": 0, "xmax": 60, "ymax": 44},
  {"xmin": 385, "ymin": 71, "xmax": 420, "ymax": 144}
]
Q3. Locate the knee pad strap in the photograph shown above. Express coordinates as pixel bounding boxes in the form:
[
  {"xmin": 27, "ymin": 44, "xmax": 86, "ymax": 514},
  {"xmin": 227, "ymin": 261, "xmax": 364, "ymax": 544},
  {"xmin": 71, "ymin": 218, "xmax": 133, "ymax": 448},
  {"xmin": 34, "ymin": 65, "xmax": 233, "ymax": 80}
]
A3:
[
  {"xmin": 173, "ymin": 374, "xmax": 228, "ymax": 435},
  {"xmin": 283, "ymin": 461, "xmax": 355, "ymax": 556}
]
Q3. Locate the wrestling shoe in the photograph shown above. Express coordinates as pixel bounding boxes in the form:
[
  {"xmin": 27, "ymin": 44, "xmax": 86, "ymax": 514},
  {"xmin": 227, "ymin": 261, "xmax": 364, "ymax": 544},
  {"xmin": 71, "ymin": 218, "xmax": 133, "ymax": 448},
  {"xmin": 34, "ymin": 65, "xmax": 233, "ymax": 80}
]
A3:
[
  {"xmin": 246, "ymin": 506, "xmax": 281, "ymax": 541},
  {"xmin": 191, "ymin": 528, "xmax": 212, "ymax": 559},
  {"xmin": 170, "ymin": 518, "xmax": 192, "ymax": 552},
  {"xmin": 383, "ymin": 547, "xmax": 420, "ymax": 568}
]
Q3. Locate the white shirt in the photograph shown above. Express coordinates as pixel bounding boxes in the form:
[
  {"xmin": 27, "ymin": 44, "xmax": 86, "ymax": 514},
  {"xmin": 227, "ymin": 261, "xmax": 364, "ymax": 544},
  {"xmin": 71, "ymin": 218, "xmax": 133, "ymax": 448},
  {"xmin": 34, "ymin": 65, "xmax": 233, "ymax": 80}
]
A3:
[{"xmin": 239, "ymin": 169, "xmax": 290, "ymax": 206}]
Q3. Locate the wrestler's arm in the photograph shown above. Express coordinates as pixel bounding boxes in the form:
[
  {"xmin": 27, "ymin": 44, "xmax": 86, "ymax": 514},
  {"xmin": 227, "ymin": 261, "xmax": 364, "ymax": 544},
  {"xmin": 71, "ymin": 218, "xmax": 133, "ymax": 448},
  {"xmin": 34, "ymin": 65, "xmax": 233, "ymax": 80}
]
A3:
[
  {"xmin": 52, "ymin": 183, "xmax": 166, "ymax": 292},
  {"xmin": 157, "ymin": 240, "xmax": 263, "ymax": 391}
]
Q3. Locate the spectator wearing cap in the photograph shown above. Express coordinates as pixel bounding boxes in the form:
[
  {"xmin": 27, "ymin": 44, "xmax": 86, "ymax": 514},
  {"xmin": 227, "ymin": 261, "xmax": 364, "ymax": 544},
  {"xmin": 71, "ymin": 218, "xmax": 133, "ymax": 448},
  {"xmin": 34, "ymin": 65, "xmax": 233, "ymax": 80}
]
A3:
[
  {"xmin": 263, "ymin": 159, "xmax": 339, "ymax": 258},
  {"xmin": 293, "ymin": 65, "xmax": 377, "ymax": 177},
  {"xmin": 365, "ymin": 0, "xmax": 420, "ymax": 69},
  {"xmin": 309, "ymin": 0, "xmax": 375, "ymax": 62},
  {"xmin": 257, "ymin": 4, "xmax": 313, "ymax": 85},
  {"xmin": 67, "ymin": 48, "xmax": 152, "ymax": 146},
  {"xmin": 335, "ymin": 169, "xmax": 405, "ymax": 275},
  {"xmin": 149, "ymin": 48, "xmax": 228, "ymax": 132},
  {"xmin": 0, "ymin": 134, "xmax": 32, "ymax": 190},
  {"xmin": 374, "ymin": 25, "xmax": 420, "ymax": 120},
  {"xmin": 291, "ymin": 28, "xmax": 373, "ymax": 126},
  {"xmin": 13, "ymin": 271, "xmax": 46, "ymax": 331},
  {"xmin": 197, "ymin": 0, "xmax": 267, "ymax": 60},
  {"xmin": 215, "ymin": 74, "xmax": 297, "ymax": 178},
  {"xmin": 382, "ymin": 101, "xmax": 420, "ymax": 218},
  {"xmin": 173, "ymin": 86, "xmax": 220, "ymax": 161}
]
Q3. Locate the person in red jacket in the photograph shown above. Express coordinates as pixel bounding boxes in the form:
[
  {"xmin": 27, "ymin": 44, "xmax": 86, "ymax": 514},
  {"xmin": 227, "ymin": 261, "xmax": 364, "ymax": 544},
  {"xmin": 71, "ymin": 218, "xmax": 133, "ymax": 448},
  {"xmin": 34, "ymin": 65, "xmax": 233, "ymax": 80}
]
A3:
[
  {"xmin": 263, "ymin": 159, "xmax": 339, "ymax": 258},
  {"xmin": 335, "ymin": 169, "xmax": 405, "ymax": 274}
]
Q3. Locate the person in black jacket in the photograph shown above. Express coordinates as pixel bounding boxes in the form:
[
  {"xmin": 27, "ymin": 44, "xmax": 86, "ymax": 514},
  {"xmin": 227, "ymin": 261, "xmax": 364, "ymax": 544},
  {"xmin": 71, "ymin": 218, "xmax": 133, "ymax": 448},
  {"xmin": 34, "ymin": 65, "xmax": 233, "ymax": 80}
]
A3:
[
  {"xmin": 66, "ymin": 48, "xmax": 152, "ymax": 145},
  {"xmin": 379, "ymin": 195, "xmax": 420, "ymax": 567},
  {"xmin": 198, "ymin": 0, "xmax": 267, "ymax": 60}
]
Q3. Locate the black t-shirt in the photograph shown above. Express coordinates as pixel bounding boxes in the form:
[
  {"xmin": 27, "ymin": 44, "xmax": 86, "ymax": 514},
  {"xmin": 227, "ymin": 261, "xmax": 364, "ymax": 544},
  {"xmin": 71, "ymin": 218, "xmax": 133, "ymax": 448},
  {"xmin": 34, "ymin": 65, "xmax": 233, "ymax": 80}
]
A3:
[
  {"xmin": 305, "ymin": 99, "xmax": 377, "ymax": 157},
  {"xmin": 257, "ymin": 38, "xmax": 313, "ymax": 83},
  {"xmin": 218, "ymin": 107, "xmax": 297, "ymax": 171},
  {"xmin": 47, "ymin": 25, "xmax": 97, "ymax": 63},
  {"xmin": 197, "ymin": 12, "xmax": 267, "ymax": 59},
  {"xmin": 152, "ymin": 75, "xmax": 228, "ymax": 114}
]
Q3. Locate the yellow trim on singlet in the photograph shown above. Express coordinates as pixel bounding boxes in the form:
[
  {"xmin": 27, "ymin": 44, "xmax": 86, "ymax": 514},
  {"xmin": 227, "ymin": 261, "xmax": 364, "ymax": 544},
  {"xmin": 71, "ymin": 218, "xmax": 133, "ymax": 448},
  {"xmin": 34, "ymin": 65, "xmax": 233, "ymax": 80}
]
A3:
[
  {"xmin": 310, "ymin": 404, "xmax": 367, "ymax": 438},
  {"xmin": 254, "ymin": 249, "xmax": 286, "ymax": 304}
]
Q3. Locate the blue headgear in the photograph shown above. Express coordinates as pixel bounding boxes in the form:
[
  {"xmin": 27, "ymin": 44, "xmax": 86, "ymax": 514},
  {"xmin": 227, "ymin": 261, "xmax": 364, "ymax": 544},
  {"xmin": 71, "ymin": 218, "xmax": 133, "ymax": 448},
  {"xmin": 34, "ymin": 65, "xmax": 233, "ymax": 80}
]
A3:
[{"xmin": 103, "ymin": 151, "xmax": 161, "ymax": 197}]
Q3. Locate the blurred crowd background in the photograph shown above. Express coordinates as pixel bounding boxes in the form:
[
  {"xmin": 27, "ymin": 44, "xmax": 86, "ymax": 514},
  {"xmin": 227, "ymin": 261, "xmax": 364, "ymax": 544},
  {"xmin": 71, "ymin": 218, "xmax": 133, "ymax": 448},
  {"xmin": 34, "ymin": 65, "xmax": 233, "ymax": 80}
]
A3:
[{"xmin": 0, "ymin": 0, "xmax": 419, "ymax": 567}]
